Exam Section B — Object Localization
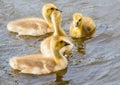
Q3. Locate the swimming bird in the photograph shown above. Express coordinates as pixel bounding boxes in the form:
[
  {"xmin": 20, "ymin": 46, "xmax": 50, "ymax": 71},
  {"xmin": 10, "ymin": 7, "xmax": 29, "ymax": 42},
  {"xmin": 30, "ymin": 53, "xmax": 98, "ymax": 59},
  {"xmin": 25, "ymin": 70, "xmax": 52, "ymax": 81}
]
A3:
[
  {"xmin": 40, "ymin": 10, "xmax": 73, "ymax": 57},
  {"xmin": 69, "ymin": 13, "xmax": 96, "ymax": 39},
  {"xmin": 7, "ymin": 3, "xmax": 61, "ymax": 36},
  {"xmin": 9, "ymin": 37, "xmax": 70, "ymax": 75}
]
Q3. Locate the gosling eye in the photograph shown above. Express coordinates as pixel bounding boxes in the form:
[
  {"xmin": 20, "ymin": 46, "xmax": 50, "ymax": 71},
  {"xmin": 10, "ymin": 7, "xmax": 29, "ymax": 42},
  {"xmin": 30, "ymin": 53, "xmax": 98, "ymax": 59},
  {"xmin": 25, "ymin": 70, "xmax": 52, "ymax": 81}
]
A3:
[
  {"xmin": 79, "ymin": 18, "xmax": 82, "ymax": 22},
  {"xmin": 51, "ymin": 8, "xmax": 54, "ymax": 10},
  {"xmin": 60, "ymin": 40, "xmax": 63, "ymax": 43}
]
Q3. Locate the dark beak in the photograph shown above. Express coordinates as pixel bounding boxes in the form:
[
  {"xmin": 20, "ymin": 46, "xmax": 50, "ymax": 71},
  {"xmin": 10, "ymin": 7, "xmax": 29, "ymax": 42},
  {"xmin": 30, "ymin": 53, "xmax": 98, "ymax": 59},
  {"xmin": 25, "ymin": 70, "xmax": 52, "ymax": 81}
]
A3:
[
  {"xmin": 64, "ymin": 41, "xmax": 70, "ymax": 46},
  {"xmin": 56, "ymin": 8, "xmax": 62, "ymax": 12},
  {"xmin": 75, "ymin": 22, "xmax": 79, "ymax": 27}
]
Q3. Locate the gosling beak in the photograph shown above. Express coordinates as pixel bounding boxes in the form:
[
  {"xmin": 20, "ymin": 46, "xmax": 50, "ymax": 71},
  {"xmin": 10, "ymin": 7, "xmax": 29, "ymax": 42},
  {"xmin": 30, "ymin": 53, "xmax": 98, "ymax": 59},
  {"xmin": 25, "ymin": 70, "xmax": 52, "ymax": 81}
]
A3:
[
  {"xmin": 56, "ymin": 8, "xmax": 62, "ymax": 12},
  {"xmin": 64, "ymin": 41, "xmax": 70, "ymax": 46},
  {"xmin": 75, "ymin": 22, "xmax": 79, "ymax": 27}
]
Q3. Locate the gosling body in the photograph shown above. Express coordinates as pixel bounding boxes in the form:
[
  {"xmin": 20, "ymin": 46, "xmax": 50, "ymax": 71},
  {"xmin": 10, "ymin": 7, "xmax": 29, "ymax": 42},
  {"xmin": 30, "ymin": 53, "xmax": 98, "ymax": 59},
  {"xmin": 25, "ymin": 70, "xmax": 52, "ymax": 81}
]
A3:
[
  {"xmin": 9, "ymin": 38, "xmax": 70, "ymax": 75},
  {"xmin": 7, "ymin": 3, "xmax": 59, "ymax": 36}
]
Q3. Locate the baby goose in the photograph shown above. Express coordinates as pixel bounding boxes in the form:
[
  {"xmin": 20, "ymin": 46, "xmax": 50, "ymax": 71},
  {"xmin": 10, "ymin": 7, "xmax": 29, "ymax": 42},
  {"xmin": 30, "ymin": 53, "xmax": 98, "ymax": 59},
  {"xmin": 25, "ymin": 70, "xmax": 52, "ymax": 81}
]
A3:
[
  {"xmin": 9, "ymin": 37, "xmax": 70, "ymax": 75},
  {"xmin": 40, "ymin": 10, "xmax": 73, "ymax": 57},
  {"xmin": 69, "ymin": 13, "xmax": 96, "ymax": 38},
  {"xmin": 7, "ymin": 3, "xmax": 61, "ymax": 36}
]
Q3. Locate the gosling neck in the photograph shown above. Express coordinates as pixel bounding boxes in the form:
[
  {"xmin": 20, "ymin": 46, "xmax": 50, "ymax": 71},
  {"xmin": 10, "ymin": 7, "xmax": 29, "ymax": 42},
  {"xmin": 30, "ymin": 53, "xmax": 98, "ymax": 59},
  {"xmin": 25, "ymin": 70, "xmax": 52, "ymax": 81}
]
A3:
[
  {"xmin": 53, "ymin": 20, "xmax": 66, "ymax": 36},
  {"xmin": 43, "ymin": 13, "xmax": 52, "ymax": 28},
  {"xmin": 51, "ymin": 46, "xmax": 67, "ymax": 64},
  {"xmin": 78, "ymin": 23, "xmax": 82, "ymax": 30}
]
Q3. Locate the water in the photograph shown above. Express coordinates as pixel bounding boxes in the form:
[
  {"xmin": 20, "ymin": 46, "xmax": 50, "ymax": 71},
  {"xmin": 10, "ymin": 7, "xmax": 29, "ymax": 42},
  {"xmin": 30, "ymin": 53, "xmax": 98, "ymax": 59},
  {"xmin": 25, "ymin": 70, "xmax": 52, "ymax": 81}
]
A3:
[{"xmin": 0, "ymin": 0, "xmax": 120, "ymax": 85}]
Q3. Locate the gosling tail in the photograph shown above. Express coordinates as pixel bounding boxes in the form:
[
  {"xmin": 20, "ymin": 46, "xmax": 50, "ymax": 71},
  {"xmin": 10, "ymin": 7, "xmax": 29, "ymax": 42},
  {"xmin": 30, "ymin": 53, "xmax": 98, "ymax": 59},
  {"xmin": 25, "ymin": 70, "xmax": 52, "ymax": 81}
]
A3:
[
  {"xmin": 7, "ymin": 22, "xmax": 13, "ymax": 31},
  {"xmin": 9, "ymin": 58, "xmax": 18, "ymax": 70}
]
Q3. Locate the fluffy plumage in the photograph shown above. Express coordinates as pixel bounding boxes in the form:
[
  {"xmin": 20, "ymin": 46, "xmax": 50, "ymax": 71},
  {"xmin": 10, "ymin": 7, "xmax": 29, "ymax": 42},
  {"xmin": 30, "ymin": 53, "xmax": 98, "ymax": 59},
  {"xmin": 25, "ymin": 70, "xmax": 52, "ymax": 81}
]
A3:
[
  {"xmin": 69, "ymin": 13, "xmax": 96, "ymax": 38},
  {"xmin": 9, "ymin": 38, "xmax": 70, "ymax": 75},
  {"xmin": 7, "ymin": 3, "xmax": 60, "ymax": 36}
]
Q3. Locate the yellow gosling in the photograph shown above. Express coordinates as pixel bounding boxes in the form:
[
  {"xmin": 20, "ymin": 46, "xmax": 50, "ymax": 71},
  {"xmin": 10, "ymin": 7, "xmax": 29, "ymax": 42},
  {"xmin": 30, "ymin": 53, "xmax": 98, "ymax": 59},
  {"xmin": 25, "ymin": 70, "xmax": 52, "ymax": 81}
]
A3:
[
  {"xmin": 7, "ymin": 3, "xmax": 61, "ymax": 36},
  {"xmin": 40, "ymin": 11, "xmax": 73, "ymax": 57},
  {"xmin": 9, "ymin": 38, "xmax": 70, "ymax": 75},
  {"xmin": 69, "ymin": 13, "xmax": 96, "ymax": 38}
]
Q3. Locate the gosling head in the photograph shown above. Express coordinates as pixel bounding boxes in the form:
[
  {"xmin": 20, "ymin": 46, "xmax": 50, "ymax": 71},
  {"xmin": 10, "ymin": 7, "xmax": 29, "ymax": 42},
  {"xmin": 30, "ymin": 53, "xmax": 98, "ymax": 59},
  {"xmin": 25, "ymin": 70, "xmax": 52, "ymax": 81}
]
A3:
[
  {"xmin": 73, "ymin": 13, "xmax": 83, "ymax": 27},
  {"xmin": 42, "ymin": 3, "xmax": 62, "ymax": 17},
  {"xmin": 52, "ymin": 37, "xmax": 70, "ymax": 50},
  {"xmin": 55, "ymin": 40, "xmax": 70, "ymax": 50}
]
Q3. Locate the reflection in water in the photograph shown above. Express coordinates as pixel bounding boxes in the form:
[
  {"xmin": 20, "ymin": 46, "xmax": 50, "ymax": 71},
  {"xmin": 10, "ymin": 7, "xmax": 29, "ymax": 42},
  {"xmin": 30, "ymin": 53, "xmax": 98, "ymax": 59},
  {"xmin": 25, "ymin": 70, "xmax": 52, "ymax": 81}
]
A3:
[
  {"xmin": 8, "ymin": 32, "xmax": 53, "ymax": 50},
  {"xmin": 55, "ymin": 68, "xmax": 70, "ymax": 85},
  {"xmin": 12, "ymin": 69, "xmax": 20, "ymax": 74},
  {"xmin": 8, "ymin": 31, "xmax": 53, "ymax": 41},
  {"xmin": 11, "ymin": 67, "xmax": 73, "ymax": 85},
  {"xmin": 41, "ymin": 68, "xmax": 73, "ymax": 85},
  {"xmin": 55, "ymin": 68, "xmax": 68, "ymax": 81},
  {"xmin": 71, "ymin": 37, "xmax": 92, "ymax": 55}
]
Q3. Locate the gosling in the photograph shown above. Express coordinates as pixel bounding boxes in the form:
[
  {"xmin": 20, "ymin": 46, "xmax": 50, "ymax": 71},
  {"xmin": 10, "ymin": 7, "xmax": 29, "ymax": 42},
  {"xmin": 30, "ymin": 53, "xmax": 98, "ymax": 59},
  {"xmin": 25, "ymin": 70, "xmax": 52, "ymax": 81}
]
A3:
[
  {"xmin": 7, "ymin": 3, "xmax": 61, "ymax": 36},
  {"xmin": 69, "ymin": 13, "xmax": 96, "ymax": 39},
  {"xmin": 9, "ymin": 37, "xmax": 70, "ymax": 75}
]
